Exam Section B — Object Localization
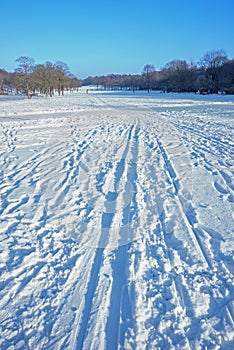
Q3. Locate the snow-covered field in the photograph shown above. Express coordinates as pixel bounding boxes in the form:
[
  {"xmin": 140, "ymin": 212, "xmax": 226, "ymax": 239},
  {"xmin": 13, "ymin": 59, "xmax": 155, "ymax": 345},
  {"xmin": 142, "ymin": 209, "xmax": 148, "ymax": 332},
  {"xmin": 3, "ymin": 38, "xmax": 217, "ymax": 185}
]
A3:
[{"xmin": 0, "ymin": 91, "xmax": 233, "ymax": 349}]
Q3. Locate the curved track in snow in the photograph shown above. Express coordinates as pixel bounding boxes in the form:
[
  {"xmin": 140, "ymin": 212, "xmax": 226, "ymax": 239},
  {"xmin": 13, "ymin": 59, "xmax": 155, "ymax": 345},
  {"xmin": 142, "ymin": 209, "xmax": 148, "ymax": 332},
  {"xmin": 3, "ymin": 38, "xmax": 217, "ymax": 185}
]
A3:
[{"xmin": 0, "ymin": 92, "xmax": 234, "ymax": 349}]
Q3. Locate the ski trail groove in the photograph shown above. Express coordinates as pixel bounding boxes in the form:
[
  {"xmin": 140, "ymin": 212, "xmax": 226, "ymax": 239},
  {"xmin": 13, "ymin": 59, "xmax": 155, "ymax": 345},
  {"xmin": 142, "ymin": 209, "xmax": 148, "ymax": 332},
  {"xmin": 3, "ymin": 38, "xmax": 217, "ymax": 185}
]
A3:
[
  {"xmin": 73, "ymin": 122, "xmax": 136, "ymax": 349},
  {"xmin": 155, "ymin": 130, "xmax": 212, "ymax": 269},
  {"xmin": 0, "ymin": 94, "xmax": 233, "ymax": 349},
  {"xmin": 105, "ymin": 123, "xmax": 139, "ymax": 349}
]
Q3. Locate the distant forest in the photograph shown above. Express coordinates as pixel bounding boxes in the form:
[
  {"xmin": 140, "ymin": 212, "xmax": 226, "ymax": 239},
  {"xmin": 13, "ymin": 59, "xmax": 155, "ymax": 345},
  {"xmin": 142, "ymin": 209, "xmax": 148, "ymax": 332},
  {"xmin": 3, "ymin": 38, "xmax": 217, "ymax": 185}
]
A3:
[
  {"xmin": 83, "ymin": 49, "xmax": 234, "ymax": 94},
  {"xmin": 0, "ymin": 49, "xmax": 234, "ymax": 98}
]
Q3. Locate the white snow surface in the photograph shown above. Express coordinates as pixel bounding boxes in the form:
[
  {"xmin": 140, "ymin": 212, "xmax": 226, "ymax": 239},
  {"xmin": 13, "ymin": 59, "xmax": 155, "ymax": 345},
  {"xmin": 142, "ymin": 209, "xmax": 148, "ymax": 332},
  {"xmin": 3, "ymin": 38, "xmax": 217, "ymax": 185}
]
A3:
[{"xmin": 0, "ymin": 91, "xmax": 234, "ymax": 349}]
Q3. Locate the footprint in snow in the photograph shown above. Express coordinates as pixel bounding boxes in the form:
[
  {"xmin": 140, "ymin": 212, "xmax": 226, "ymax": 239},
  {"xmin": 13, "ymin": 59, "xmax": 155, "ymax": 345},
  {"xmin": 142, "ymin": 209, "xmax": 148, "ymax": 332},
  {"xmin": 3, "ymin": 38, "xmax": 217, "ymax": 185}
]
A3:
[{"xmin": 213, "ymin": 181, "xmax": 229, "ymax": 195}]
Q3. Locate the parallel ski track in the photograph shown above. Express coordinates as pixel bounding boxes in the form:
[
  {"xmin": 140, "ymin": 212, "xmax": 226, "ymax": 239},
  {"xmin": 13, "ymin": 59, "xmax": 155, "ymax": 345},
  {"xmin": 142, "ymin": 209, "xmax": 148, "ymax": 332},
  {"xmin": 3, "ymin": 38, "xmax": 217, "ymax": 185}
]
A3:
[
  {"xmin": 0, "ymin": 95, "xmax": 234, "ymax": 349},
  {"xmin": 128, "ymin": 115, "xmax": 234, "ymax": 348},
  {"xmin": 70, "ymin": 119, "xmax": 140, "ymax": 349},
  {"xmin": 157, "ymin": 114, "xmax": 234, "ymax": 346}
]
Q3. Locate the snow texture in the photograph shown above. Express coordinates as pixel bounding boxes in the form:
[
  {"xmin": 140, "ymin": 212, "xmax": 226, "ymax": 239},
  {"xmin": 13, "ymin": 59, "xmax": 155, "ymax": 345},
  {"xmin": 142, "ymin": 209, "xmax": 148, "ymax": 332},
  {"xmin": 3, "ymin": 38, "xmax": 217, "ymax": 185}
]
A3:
[{"xmin": 0, "ymin": 91, "xmax": 234, "ymax": 349}]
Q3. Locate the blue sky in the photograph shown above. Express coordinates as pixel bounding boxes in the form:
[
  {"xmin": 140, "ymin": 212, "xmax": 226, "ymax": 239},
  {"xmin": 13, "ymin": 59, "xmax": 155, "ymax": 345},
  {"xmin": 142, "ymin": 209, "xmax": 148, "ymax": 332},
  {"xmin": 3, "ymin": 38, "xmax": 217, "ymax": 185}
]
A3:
[{"xmin": 1, "ymin": 0, "xmax": 234, "ymax": 78}]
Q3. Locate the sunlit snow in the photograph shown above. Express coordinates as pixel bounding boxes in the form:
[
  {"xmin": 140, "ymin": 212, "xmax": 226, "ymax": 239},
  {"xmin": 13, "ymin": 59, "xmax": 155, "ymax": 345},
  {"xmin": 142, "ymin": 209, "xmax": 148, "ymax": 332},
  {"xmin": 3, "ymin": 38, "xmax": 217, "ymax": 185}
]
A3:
[{"xmin": 0, "ymin": 90, "xmax": 234, "ymax": 349}]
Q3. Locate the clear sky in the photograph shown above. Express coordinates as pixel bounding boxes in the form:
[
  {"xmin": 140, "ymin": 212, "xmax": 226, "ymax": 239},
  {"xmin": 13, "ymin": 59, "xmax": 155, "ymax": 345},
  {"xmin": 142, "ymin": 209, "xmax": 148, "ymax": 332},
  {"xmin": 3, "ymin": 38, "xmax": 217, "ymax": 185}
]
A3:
[{"xmin": 1, "ymin": 0, "xmax": 234, "ymax": 78}]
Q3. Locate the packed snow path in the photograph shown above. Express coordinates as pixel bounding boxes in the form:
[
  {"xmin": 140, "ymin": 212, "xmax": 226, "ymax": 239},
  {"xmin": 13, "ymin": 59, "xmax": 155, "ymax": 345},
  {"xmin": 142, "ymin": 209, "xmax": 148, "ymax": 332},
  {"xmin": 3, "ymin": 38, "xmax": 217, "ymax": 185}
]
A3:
[{"xmin": 0, "ymin": 91, "xmax": 234, "ymax": 349}]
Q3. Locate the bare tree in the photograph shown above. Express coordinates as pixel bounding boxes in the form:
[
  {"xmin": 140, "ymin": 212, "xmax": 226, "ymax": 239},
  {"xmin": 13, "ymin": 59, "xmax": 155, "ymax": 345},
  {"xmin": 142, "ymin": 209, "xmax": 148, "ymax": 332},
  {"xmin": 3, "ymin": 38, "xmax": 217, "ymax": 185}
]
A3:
[
  {"xmin": 68, "ymin": 75, "xmax": 81, "ymax": 91},
  {"xmin": 218, "ymin": 59, "xmax": 234, "ymax": 94},
  {"xmin": 163, "ymin": 60, "xmax": 194, "ymax": 92},
  {"xmin": 15, "ymin": 56, "xmax": 35, "ymax": 98},
  {"xmin": 200, "ymin": 49, "xmax": 228, "ymax": 70},
  {"xmin": 44, "ymin": 62, "xmax": 57, "ymax": 97},
  {"xmin": 199, "ymin": 49, "xmax": 228, "ymax": 91},
  {"xmin": 0, "ymin": 69, "xmax": 12, "ymax": 94},
  {"xmin": 142, "ymin": 64, "xmax": 155, "ymax": 92},
  {"xmin": 54, "ymin": 61, "xmax": 70, "ymax": 95},
  {"xmin": 32, "ymin": 64, "xmax": 48, "ymax": 94}
]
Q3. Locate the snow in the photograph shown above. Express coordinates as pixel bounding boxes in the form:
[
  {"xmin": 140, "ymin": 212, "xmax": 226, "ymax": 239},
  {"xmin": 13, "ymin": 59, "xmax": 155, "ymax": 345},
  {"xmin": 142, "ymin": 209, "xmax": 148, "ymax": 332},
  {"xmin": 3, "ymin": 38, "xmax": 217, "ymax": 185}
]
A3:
[{"xmin": 0, "ymin": 90, "xmax": 234, "ymax": 349}]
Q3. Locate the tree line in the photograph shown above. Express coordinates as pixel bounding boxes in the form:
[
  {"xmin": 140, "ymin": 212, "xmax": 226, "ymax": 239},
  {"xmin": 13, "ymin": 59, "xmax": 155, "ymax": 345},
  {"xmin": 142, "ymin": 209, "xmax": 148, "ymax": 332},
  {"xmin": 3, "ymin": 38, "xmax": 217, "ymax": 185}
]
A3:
[
  {"xmin": 0, "ymin": 50, "xmax": 234, "ymax": 97},
  {"xmin": 0, "ymin": 56, "xmax": 81, "ymax": 98},
  {"xmin": 83, "ymin": 49, "xmax": 234, "ymax": 94}
]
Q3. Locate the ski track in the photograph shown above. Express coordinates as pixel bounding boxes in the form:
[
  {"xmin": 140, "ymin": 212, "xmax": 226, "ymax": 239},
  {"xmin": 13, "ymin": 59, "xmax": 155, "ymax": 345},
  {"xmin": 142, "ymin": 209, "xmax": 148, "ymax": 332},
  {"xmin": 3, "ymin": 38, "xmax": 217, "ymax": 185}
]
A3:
[{"xmin": 0, "ymin": 92, "xmax": 234, "ymax": 349}]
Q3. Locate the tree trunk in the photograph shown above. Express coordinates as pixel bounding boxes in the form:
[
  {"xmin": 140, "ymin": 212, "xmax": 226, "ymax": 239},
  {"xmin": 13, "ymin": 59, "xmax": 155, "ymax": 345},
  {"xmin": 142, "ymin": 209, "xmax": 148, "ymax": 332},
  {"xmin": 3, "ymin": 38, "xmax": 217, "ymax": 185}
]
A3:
[
  {"xmin": 27, "ymin": 88, "xmax": 31, "ymax": 99},
  {"xmin": 50, "ymin": 86, "xmax": 53, "ymax": 97}
]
